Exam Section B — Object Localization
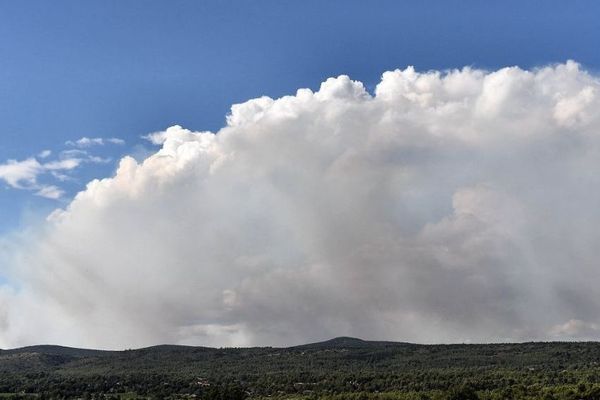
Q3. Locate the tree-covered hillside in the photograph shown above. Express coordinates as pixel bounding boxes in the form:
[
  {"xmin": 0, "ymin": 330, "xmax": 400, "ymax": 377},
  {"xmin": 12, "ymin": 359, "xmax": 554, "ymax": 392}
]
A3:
[{"xmin": 2, "ymin": 338, "xmax": 600, "ymax": 399}]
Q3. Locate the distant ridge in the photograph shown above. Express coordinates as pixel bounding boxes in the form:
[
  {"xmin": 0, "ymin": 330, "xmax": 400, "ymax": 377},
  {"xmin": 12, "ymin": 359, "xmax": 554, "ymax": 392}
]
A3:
[
  {"xmin": 308, "ymin": 336, "xmax": 369, "ymax": 347},
  {"xmin": 4, "ymin": 336, "xmax": 600, "ymax": 356},
  {"xmin": 3, "ymin": 337, "xmax": 595, "ymax": 355},
  {"xmin": 0, "ymin": 337, "xmax": 411, "ymax": 354},
  {"xmin": 294, "ymin": 336, "xmax": 411, "ymax": 349},
  {"xmin": 0, "ymin": 344, "xmax": 111, "ymax": 357}
]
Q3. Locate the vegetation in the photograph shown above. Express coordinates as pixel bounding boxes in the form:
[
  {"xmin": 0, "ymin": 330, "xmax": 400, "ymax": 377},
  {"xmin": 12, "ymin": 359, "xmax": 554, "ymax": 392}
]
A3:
[{"xmin": 2, "ymin": 337, "xmax": 600, "ymax": 399}]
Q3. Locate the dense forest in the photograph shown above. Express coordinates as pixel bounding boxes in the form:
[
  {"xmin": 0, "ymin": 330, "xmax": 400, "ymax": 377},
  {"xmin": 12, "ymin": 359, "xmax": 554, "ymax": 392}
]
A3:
[{"xmin": 2, "ymin": 337, "xmax": 600, "ymax": 399}]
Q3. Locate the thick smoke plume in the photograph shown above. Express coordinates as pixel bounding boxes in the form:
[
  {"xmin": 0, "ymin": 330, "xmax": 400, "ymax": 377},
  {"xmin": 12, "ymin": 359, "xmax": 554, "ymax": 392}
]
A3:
[{"xmin": 2, "ymin": 61, "xmax": 600, "ymax": 348}]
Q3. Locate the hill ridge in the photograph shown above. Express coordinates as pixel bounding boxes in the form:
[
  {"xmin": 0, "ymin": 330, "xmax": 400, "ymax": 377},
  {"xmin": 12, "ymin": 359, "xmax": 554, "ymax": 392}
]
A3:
[{"xmin": 4, "ymin": 337, "xmax": 600, "ymax": 354}]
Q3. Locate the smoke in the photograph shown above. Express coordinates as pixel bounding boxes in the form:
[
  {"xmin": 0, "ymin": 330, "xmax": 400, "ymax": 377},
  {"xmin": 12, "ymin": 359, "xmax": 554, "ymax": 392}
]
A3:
[{"xmin": 2, "ymin": 61, "xmax": 600, "ymax": 348}]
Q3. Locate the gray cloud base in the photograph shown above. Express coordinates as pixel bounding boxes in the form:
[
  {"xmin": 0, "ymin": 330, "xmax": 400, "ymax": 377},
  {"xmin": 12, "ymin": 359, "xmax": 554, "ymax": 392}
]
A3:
[{"xmin": 2, "ymin": 61, "xmax": 600, "ymax": 348}]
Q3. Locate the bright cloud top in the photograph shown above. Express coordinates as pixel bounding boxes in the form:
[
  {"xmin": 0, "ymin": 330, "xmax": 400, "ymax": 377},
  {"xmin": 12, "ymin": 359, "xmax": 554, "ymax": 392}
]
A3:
[{"xmin": 2, "ymin": 61, "xmax": 600, "ymax": 349}]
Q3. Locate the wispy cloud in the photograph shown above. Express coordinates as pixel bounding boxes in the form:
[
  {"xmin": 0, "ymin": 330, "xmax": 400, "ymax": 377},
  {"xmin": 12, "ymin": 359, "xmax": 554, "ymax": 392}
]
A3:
[
  {"xmin": 0, "ymin": 157, "xmax": 79, "ymax": 199},
  {"xmin": 66, "ymin": 137, "xmax": 125, "ymax": 148},
  {"xmin": 38, "ymin": 150, "xmax": 52, "ymax": 159},
  {"xmin": 0, "ymin": 147, "xmax": 113, "ymax": 199},
  {"xmin": 43, "ymin": 158, "xmax": 82, "ymax": 171},
  {"xmin": 34, "ymin": 185, "xmax": 64, "ymax": 200},
  {"xmin": 0, "ymin": 158, "xmax": 41, "ymax": 189},
  {"xmin": 0, "ymin": 138, "xmax": 122, "ymax": 199},
  {"xmin": 59, "ymin": 149, "xmax": 112, "ymax": 164}
]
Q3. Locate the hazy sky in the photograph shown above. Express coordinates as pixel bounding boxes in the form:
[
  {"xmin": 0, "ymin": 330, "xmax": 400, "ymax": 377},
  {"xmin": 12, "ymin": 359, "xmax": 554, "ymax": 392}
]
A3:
[{"xmin": 2, "ymin": 1, "xmax": 600, "ymax": 348}]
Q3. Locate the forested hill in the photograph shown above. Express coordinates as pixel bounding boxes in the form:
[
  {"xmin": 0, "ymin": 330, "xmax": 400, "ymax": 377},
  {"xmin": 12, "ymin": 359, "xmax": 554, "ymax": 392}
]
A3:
[{"xmin": 2, "ymin": 338, "xmax": 600, "ymax": 399}]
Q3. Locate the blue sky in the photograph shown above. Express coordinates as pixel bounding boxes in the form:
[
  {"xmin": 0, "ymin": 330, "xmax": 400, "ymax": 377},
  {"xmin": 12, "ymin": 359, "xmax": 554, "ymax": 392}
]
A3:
[{"xmin": 1, "ymin": 0, "xmax": 600, "ymax": 233}]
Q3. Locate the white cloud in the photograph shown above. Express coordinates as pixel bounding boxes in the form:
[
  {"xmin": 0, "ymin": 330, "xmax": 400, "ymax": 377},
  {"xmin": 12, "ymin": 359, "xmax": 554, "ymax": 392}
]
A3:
[
  {"xmin": 4, "ymin": 61, "xmax": 600, "ymax": 349},
  {"xmin": 107, "ymin": 138, "xmax": 125, "ymax": 145},
  {"xmin": 0, "ymin": 158, "xmax": 42, "ymax": 188},
  {"xmin": 58, "ymin": 149, "xmax": 110, "ymax": 164},
  {"xmin": 87, "ymin": 156, "xmax": 112, "ymax": 164},
  {"xmin": 0, "ymin": 144, "xmax": 118, "ymax": 199},
  {"xmin": 66, "ymin": 137, "xmax": 103, "ymax": 147},
  {"xmin": 66, "ymin": 137, "xmax": 125, "ymax": 148},
  {"xmin": 43, "ymin": 158, "xmax": 82, "ymax": 171},
  {"xmin": 38, "ymin": 150, "xmax": 52, "ymax": 159},
  {"xmin": 0, "ymin": 156, "xmax": 83, "ymax": 199},
  {"xmin": 35, "ymin": 185, "xmax": 64, "ymax": 200},
  {"xmin": 59, "ymin": 149, "xmax": 88, "ymax": 158}
]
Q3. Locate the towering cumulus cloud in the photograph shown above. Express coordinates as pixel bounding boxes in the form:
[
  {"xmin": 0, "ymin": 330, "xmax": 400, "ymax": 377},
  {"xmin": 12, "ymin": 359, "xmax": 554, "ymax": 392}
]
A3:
[{"xmin": 2, "ymin": 61, "xmax": 600, "ymax": 348}]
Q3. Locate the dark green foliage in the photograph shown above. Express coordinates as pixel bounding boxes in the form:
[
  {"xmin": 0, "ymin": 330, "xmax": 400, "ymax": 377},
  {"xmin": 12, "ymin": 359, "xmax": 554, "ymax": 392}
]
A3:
[
  {"xmin": 446, "ymin": 385, "xmax": 479, "ymax": 400},
  {"xmin": 201, "ymin": 383, "xmax": 246, "ymax": 400},
  {"xmin": 1, "ymin": 338, "xmax": 600, "ymax": 399}
]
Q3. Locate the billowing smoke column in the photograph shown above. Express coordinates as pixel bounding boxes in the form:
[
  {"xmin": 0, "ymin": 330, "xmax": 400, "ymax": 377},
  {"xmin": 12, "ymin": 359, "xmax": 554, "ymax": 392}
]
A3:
[{"xmin": 2, "ymin": 61, "xmax": 600, "ymax": 349}]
